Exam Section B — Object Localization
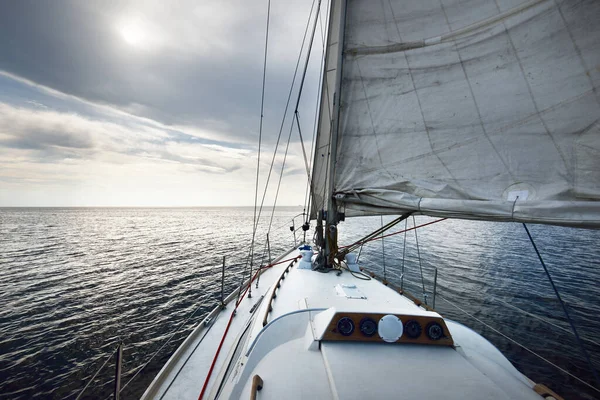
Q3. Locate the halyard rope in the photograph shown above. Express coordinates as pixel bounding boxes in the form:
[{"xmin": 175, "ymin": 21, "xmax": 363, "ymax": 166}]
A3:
[{"xmin": 338, "ymin": 217, "xmax": 446, "ymax": 252}]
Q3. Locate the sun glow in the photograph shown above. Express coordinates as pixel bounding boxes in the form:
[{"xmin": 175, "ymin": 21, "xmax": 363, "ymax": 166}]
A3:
[{"xmin": 119, "ymin": 19, "xmax": 146, "ymax": 46}]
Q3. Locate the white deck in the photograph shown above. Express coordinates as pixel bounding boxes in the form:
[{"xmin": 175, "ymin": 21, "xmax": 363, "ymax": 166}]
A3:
[
  {"xmin": 141, "ymin": 248, "xmax": 299, "ymax": 400},
  {"xmin": 143, "ymin": 246, "xmax": 548, "ymax": 400}
]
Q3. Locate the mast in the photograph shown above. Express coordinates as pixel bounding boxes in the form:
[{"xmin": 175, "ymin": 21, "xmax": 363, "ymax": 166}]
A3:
[{"xmin": 324, "ymin": 0, "xmax": 346, "ymax": 266}]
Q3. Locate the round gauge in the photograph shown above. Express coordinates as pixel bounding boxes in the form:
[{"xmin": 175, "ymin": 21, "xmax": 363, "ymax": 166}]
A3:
[
  {"xmin": 426, "ymin": 322, "xmax": 444, "ymax": 341},
  {"xmin": 359, "ymin": 317, "xmax": 377, "ymax": 337},
  {"xmin": 336, "ymin": 317, "xmax": 355, "ymax": 336},
  {"xmin": 404, "ymin": 320, "xmax": 422, "ymax": 339}
]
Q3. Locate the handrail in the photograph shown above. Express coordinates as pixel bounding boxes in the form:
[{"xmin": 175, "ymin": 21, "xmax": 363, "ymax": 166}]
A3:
[
  {"xmin": 250, "ymin": 375, "xmax": 264, "ymax": 400},
  {"xmin": 262, "ymin": 260, "xmax": 297, "ymax": 327}
]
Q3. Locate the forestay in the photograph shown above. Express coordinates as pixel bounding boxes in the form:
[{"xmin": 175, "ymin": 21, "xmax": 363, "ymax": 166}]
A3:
[{"xmin": 311, "ymin": 0, "xmax": 600, "ymax": 228}]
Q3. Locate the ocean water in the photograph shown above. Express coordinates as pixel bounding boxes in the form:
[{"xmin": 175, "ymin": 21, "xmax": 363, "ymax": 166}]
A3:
[{"xmin": 0, "ymin": 207, "xmax": 599, "ymax": 399}]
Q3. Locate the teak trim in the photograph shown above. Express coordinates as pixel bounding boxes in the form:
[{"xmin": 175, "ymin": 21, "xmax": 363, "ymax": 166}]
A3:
[
  {"xmin": 533, "ymin": 383, "xmax": 564, "ymax": 400},
  {"xmin": 250, "ymin": 374, "xmax": 263, "ymax": 400},
  {"xmin": 262, "ymin": 260, "xmax": 296, "ymax": 327},
  {"xmin": 322, "ymin": 312, "xmax": 454, "ymax": 346}
]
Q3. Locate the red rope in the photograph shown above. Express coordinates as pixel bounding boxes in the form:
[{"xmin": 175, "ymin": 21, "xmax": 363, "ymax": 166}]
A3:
[
  {"xmin": 196, "ymin": 307, "xmax": 235, "ymax": 400},
  {"xmin": 197, "ymin": 255, "xmax": 301, "ymax": 400},
  {"xmin": 338, "ymin": 218, "xmax": 447, "ymax": 250}
]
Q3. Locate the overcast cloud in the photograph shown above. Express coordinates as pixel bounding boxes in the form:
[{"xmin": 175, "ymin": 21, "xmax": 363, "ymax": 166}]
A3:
[{"xmin": 0, "ymin": 0, "xmax": 325, "ymax": 206}]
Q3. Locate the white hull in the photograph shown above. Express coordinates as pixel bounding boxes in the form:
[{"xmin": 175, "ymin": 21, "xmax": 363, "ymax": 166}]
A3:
[{"xmin": 142, "ymin": 246, "xmax": 558, "ymax": 400}]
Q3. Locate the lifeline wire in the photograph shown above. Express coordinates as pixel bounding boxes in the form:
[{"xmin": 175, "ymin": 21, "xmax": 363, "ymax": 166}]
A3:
[
  {"xmin": 118, "ymin": 300, "xmax": 207, "ymax": 395},
  {"xmin": 522, "ymin": 223, "xmax": 600, "ymax": 388},
  {"xmin": 492, "ymin": 297, "xmax": 600, "ymax": 347},
  {"xmin": 439, "ymin": 294, "xmax": 600, "ymax": 395},
  {"xmin": 76, "ymin": 345, "xmax": 120, "ymax": 400}
]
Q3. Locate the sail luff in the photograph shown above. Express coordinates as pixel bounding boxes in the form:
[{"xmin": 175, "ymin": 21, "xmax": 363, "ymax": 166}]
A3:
[
  {"xmin": 325, "ymin": 0, "xmax": 347, "ymax": 227},
  {"xmin": 309, "ymin": 0, "xmax": 345, "ymax": 220},
  {"xmin": 322, "ymin": 0, "xmax": 600, "ymax": 228}
]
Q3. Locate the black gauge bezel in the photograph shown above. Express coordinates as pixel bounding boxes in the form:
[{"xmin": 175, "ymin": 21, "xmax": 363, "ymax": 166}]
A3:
[
  {"xmin": 404, "ymin": 319, "xmax": 422, "ymax": 339},
  {"xmin": 425, "ymin": 321, "xmax": 444, "ymax": 341},
  {"xmin": 359, "ymin": 317, "xmax": 378, "ymax": 337},
  {"xmin": 336, "ymin": 317, "xmax": 355, "ymax": 336}
]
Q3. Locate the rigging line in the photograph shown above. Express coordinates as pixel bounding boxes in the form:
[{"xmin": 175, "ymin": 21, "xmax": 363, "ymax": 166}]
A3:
[
  {"xmin": 438, "ymin": 295, "xmax": 600, "ymax": 395},
  {"xmin": 313, "ymin": 0, "xmax": 332, "ymax": 216},
  {"xmin": 318, "ymin": 0, "xmax": 327, "ymax": 46},
  {"xmin": 295, "ymin": 111, "xmax": 312, "ymax": 184},
  {"xmin": 266, "ymin": 116, "xmax": 296, "ymax": 235},
  {"xmin": 249, "ymin": 0, "xmax": 317, "ymax": 236},
  {"xmin": 303, "ymin": 32, "xmax": 324, "ymax": 219},
  {"xmin": 341, "ymin": 214, "xmax": 412, "ymax": 255},
  {"xmin": 249, "ymin": 0, "xmax": 272, "ymax": 300},
  {"xmin": 198, "ymin": 257, "xmax": 299, "ymax": 400},
  {"xmin": 493, "ymin": 297, "xmax": 600, "ymax": 347},
  {"xmin": 266, "ymin": 1, "xmax": 322, "ymax": 235},
  {"xmin": 256, "ymin": 238, "xmax": 270, "ymax": 288},
  {"xmin": 303, "ymin": 25, "xmax": 324, "ymax": 221},
  {"xmin": 401, "ymin": 218, "xmax": 408, "ymax": 290},
  {"xmin": 522, "ymin": 223, "xmax": 600, "ymax": 387},
  {"xmin": 295, "ymin": 1, "xmax": 323, "ymax": 218},
  {"xmin": 294, "ymin": 0, "xmax": 321, "ymax": 113},
  {"xmin": 75, "ymin": 345, "xmax": 120, "ymax": 400},
  {"xmin": 341, "ymin": 216, "xmax": 406, "ymax": 255},
  {"xmin": 236, "ymin": 0, "xmax": 317, "ymax": 299},
  {"xmin": 339, "ymin": 216, "xmax": 446, "ymax": 251},
  {"xmin": 413, "ymin": 215, "xmax": 427, "ymax": 304},
  {"xmin": 381, "ymin": 215, "xmax": 387, "ymax": 281},
  {"xmin": 118, "ymin": 299, "xmax": 207, "ymax": 394}
]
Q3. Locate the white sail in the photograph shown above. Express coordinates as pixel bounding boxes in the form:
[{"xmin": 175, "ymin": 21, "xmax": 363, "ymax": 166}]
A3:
[
  {"xmin": 311, "ymin": 0, "xmax": 600, "ymax": 228},
  {"xmin": 310, "ymin": 0, "xmax": 345, "ymax": 220}
]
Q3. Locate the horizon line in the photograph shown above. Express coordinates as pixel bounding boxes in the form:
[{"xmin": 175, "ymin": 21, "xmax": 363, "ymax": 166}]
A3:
[{"xmin": 0, "ymin": 205, "xmax": 306, "ymax": 208}]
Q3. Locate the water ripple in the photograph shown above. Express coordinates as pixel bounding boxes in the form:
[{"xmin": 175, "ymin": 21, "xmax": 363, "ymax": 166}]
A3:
[{"xmin": 0, "ymin": 208, "xmax": 599, "ymax": 399}]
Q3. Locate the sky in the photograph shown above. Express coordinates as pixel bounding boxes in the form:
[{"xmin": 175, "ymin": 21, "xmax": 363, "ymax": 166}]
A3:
[{"xmin": 0, "ymin": 0, "xmax": 326, "ymax": 207}]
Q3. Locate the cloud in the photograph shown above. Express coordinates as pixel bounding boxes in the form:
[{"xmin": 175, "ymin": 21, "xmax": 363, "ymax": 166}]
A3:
[
  {"xmin": 0, "ymin": 0, "xmax": 325, "ymax": 143},
  {"xmin": 0, "ymin": 102, "xmax": 248, "ymax": 173},
  {"xmin": 0, "ymin": 103, "xmax": 97, "ymax": 151},
  {"xmin": 0, "ymin": 0, "xmax": 323, "ymax": 206}
]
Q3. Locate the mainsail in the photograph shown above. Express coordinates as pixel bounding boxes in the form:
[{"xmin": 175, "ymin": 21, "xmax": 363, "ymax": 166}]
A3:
[{"xmin": 311, "ymin": 0, "xmax": 600, "ymax": 228}]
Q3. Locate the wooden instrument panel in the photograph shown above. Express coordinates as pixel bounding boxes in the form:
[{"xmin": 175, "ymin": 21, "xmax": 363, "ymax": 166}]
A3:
[{"xmin": 321, "ymin": 312, "xmax": 454, "ymax": 346}]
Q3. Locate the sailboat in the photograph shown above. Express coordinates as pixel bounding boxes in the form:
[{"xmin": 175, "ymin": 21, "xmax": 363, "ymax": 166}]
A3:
[{"xmin": 139, "ymin": 0, "xmax": 600, "ymax": 399}]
